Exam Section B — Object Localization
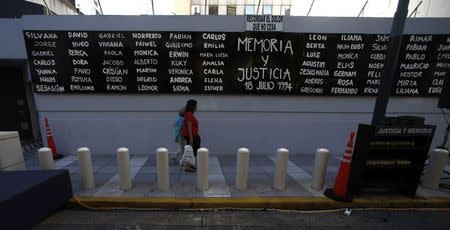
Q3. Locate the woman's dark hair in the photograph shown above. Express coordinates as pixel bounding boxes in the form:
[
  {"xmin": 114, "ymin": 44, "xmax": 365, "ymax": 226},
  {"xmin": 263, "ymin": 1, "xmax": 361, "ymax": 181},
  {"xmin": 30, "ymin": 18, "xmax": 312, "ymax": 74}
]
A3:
[
  {"xmin": 178, "ymin": 108, "xmax": 185, "ymax": 117},
  {"xmin": 185, "ymin": 99, "xmax": 197, "ymax": 113}
]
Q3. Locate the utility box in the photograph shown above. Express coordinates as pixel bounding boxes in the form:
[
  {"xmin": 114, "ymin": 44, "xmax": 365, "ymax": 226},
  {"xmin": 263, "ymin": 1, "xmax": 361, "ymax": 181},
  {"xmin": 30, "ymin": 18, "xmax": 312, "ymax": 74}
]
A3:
[
  {"xmin": 0, "ymin": 131, "xmax": 25, "ymax": 171},
  {"xmin": 348, "ymin": 120, "xmax": 435, "ymax": 197}
]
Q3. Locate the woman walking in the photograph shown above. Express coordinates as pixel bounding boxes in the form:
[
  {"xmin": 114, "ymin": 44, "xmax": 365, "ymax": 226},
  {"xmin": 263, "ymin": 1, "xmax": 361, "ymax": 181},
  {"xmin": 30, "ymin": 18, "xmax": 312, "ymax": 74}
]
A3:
[{"xmin": 181, "ymin": 99, "xmax": 201, "ymax": 156}]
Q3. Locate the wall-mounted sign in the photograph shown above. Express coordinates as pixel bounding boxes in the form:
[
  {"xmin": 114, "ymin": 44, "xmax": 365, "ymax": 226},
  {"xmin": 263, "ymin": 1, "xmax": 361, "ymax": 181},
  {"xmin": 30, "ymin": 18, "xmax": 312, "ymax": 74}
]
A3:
[
  {"xmin": 23, "ymin": 31, "xmax": 449, "ymax": 96},
  {"xmin": 245, "ymin": 15, "xmax": 284, "ymax": 32}
]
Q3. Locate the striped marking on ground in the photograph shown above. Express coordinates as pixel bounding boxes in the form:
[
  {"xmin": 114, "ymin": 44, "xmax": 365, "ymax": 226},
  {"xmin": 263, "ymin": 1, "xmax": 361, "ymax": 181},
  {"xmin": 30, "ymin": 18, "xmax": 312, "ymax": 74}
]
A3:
[
  {"xmin": 94, "ymin": 157, "xmax": 148, "ymax": 197},
  {"xmin": 203, "ymin": 156, "xmax": 231, "ymax": 197},
  {"xmin": 54, "ymin": 155, "xmax": 78, "ymax": 169},
  {"xmin": 269, "ymin": 157, "xmax": 324, "ymax": 197}
]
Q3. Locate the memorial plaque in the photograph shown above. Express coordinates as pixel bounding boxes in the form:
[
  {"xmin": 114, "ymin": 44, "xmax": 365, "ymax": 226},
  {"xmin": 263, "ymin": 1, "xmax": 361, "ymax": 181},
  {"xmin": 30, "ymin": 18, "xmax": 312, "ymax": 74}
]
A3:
[{"xmin": 23, "ymin": 31, "xmax": 449, "ymax": 96}]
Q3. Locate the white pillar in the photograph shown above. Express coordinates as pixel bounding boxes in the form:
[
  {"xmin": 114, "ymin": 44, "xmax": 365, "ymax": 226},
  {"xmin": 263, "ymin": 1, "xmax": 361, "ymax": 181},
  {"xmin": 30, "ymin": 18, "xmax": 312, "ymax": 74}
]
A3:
[
  {"xmin": 311, "ymin": 148, "xmax": 330, "ymax": 191},
  {"xmin": 117, "ymin": 147, "xmax": 131, "ymax": 190},
  {"xmin": 156, "ymin": 147, "xmax": 170, "ymax": 191},
  {"xmin": 273, "ymin": 148, "xmax": 289, "ymax": 191},
  {"xmin": 38, "ymin": 147, "xmax": 54, "ymax": 170},
  {"xmin": 77, "ymin": 147, "xmax": 95, "ymax": 190},
  {"xmin": 197, "ymin": 147, "xmax": 209, "ymax": 191},
  {"xmin": 235, "ymin": 147, "xmax": 250, "ymax": 191},
  {"xmin": 422, "ymin": 148, "xmax": 449, "ymax": 189}
]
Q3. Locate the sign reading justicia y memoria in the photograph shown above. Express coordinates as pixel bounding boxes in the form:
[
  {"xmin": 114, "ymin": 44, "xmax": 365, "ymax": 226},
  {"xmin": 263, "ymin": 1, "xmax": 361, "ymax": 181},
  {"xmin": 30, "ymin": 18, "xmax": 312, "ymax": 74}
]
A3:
[{"xmin": 23, "ymin": 30, "xmax": 449, "ymax": 96}]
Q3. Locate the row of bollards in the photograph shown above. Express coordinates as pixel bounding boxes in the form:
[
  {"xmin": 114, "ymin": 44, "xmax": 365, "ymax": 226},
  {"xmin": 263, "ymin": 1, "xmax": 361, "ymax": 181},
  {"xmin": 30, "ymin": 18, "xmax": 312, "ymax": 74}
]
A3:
[{"xmin": 37, "ymin": 146, "xmax": 331, "ymax": 192}]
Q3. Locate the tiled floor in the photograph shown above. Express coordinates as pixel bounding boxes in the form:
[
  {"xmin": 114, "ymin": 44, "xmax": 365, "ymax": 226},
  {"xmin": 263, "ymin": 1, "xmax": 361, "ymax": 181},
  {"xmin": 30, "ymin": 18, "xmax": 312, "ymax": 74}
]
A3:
[{"xmin": 22, "ymin": 149, "xmax": 450, "ymax": 198}]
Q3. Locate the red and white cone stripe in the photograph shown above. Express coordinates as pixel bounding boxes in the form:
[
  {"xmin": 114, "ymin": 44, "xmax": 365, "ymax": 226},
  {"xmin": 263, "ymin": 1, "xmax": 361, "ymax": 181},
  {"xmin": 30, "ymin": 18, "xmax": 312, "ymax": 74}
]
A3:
[{"xmin": 342, "ymin": 148, "xmax": 353, "ymax": 163}]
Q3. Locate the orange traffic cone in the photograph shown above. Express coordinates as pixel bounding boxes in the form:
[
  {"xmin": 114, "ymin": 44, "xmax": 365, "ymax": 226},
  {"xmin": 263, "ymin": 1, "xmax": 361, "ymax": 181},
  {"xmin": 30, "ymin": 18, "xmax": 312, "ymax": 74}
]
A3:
[
  {"xmin": 45, "ymin": 117, "xmax": 64, "ymax": 160},
  {"xmin": 324, "ymin": 131, "xmax": 356, "ymax": 202}
]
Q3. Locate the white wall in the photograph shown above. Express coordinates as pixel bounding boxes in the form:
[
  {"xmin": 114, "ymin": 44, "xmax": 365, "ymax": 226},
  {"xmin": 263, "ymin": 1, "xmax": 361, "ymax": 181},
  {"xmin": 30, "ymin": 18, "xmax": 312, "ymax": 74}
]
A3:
[{"xmin": 8, "ymin": 15, "xmax": 449, "ymax": 155}]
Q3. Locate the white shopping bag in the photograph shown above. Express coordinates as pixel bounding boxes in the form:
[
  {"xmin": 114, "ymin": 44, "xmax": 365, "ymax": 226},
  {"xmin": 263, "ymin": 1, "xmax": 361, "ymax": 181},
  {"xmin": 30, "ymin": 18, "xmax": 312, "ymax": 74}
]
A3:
[{"xmin": 180, "ymin": 145, "xmax": 196, "ymax": 167}]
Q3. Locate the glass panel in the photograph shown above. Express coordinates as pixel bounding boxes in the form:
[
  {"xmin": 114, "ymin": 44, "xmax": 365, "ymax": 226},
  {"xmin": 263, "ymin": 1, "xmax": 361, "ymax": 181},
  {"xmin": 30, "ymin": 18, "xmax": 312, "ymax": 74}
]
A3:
[
  {"xmin": 227, "ymin": 0, "xmax": 237, "ymax": 4},
  {"xmin": 219, "ymin": 5, "xmax": 227, "ymax": 14},
  {"xmin": 245, "ymin": 5, "xmax": 255, "ymax": 14},
  {"xmin": 263, "ymin": 0, "xmax": 273, "ymax": 4},
  {"xmin": 272, "ymin": 5, "xmax": 281, "ymax": 15},
  {"xmin": 191, "ymin": 0, "xmax": 202, "ymax": 5},
  {"xmin": 209, "ymin": 0, "xmax": 219, "ymax": 5},
  {"xmin": 209, "ymin": 5, "xmax": 219, "ymax": 15},
  {"xmin": 246, "ymin": 0, "xmax": 255, "ymax": 4},
  {"xmin": 236, "ymin": 5, "xmax": 245, "ymax": 14},
  {"xmin": 281, "ymin": 0, "xmax": 291, "ymax": 5},
  {"xmin": 227, "ymin": 5, "xmax": 237, "ymax": 15},
  {"xmin": 263, "ymin": 5, "xmax": 272, "ymax": 14}
]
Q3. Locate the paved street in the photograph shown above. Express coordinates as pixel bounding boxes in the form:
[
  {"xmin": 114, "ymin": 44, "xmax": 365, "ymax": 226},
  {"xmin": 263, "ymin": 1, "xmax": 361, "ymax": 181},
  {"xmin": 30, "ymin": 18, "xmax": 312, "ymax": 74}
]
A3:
[{"xmin": 34, "ymin": 209, "xmax": 450, "ymax": 230}]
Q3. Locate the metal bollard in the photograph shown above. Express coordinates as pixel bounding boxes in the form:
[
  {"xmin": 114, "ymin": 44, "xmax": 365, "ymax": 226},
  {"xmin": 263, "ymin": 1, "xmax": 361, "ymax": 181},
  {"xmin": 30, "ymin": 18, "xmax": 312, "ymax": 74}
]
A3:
[
  {"xmin": 117, "ymin": 147, "xmax": 131, "ymax": 190},
  {"xmin": 422, "ymin": 148, "xmax": 449, "ymax": 189},
  {"xmin": 197, "ymin": 148, "xmax": 209, "ymax": 191},
  {"xmin": 77, "ymin": 147, "xmax": 95, "ymax": 190},
  {"xmin": 273, "ymin": 148, "xmax": 289, "ymax": 191},
  {"xmin": 156, "ymin": 147, "xmax": 170, "ymax": 191},
  {"xmin": 235, "ymin": 148, "xmax": 250, "ymax": 191},
  {"xmin": 38, "ymin": 147, "xmax": 54, "ymax": 170},
  {"xmin": 311, "ymin": 148, "xmax": 330, "ymax": 191}
]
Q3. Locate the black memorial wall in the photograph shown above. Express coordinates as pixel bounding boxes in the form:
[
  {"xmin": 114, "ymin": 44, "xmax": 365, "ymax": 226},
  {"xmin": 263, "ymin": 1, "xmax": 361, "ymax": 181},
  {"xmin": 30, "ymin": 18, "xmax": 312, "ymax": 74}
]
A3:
[{"xmin": 23, "ymin": 31, "xmax": 449, "ymax": 96}]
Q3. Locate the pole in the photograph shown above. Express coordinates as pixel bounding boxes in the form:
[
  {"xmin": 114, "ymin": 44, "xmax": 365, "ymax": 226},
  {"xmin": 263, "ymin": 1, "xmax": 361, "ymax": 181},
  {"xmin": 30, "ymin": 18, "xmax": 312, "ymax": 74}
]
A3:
[
  {"xmin": 307, "ymin": 0, "xmax": 315, "ymax": 16},
  {"xmin": 357, "ymin": 1, "xmax": 369, "ymax": 17},
  {"xmin": 235, "ymin": 148, "xmax": 250, "ymax": 191},
  {"xmin": 273, "ymin": 148, "xmax": 289, "ymax": 190},
  {"xmin": 257, "ymin": 0, "xmax": 262, "ymax": 15},
  {"xmin": 38, "ymin": 147, "xmax": 54, "ymax": 170},
  {"xmin": 156, "ymin": 147, "xmax": 170, "ymax": 191},
  {"xmin": 371, "ymin": 0, "xmax": 410, "ymax": 125},
  {"xmin": 97, "ymin": 0, "xmax": 104, "ymax": 15},
  {"xmin": 197, "ymin": 148, "xmax": 209, "ymax": 191},
  {"xmin": 78, "ymin": 147, "xmax": 95, "ymax": 190},
  {"xmin": 409, "ymin": 1, "xmax": 422, "ymax": 17},
  {"xmin": 117, "ymin": 147, "xmax": 131, "ymax": 190},
  {"xmin": 311, "ymin": 148, "xmax": 329, "ymax": 191},
  {"xmin": 151, "ymin": 0, "xmax": 155, "ymax": 15}
]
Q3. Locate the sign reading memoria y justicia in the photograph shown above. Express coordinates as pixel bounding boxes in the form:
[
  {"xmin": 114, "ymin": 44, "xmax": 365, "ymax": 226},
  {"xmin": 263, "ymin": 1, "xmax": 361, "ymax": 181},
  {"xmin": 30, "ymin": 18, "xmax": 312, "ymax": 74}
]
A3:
[{"xmin": 23, "ymin": 30, "xmax": 449, "ymax": 96}]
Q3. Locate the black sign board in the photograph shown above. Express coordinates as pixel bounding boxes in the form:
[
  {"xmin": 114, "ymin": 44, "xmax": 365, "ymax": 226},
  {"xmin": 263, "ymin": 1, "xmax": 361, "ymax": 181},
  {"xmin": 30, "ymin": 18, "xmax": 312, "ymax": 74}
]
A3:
[
  {"xmin": 23, "ymin": 31, "xmax": 450, "ymax": 96},
  {"xmin": 348, "ymin": 123, "xmax": 435, "ymax": 197}
]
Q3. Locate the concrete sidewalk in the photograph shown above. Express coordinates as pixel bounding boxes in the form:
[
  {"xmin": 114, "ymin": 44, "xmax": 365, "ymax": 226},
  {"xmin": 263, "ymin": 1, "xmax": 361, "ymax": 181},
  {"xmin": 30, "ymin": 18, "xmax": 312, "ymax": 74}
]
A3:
[{"xmin": 23, "ymin": 151, "xmax": 450, "ymax": 199}]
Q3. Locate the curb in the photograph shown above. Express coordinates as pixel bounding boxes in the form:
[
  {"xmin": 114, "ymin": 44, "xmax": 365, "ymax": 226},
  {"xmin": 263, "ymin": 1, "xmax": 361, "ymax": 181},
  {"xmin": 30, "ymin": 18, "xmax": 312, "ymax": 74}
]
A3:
[{"xmin": 68, "ymin": 196, "xmax": 450, "ymax": 210}]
